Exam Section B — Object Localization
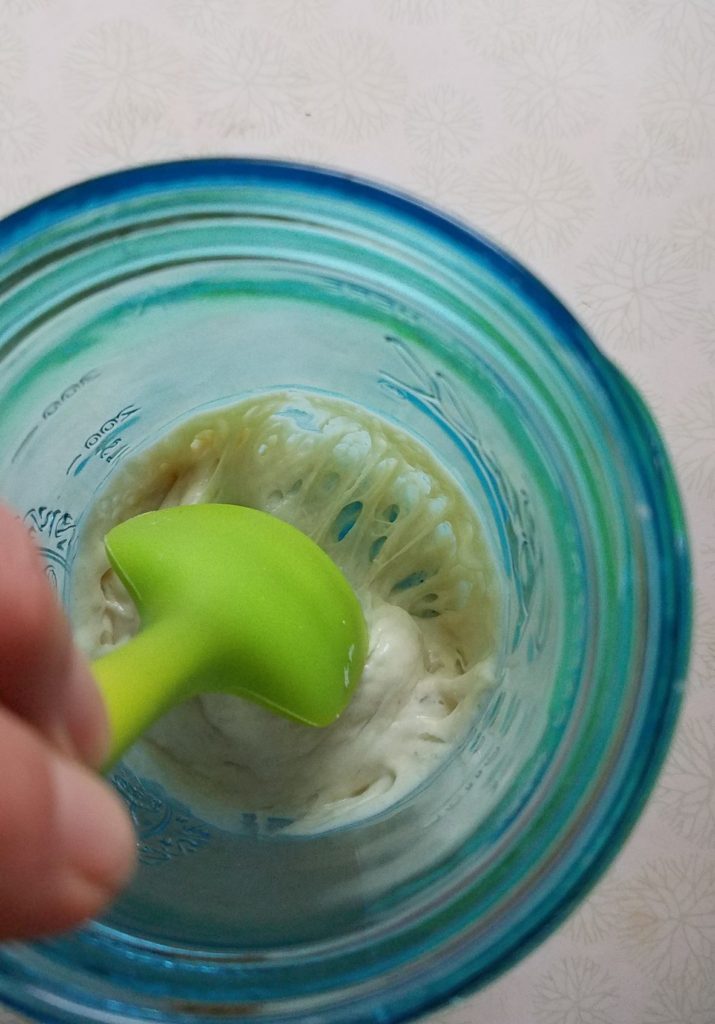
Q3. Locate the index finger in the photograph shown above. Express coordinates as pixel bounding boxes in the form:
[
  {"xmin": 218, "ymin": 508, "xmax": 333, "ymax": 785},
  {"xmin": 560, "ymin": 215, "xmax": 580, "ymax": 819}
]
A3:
[{"xmin": 0, "ymin": 505, "xmax": 108, "ymax": 767}]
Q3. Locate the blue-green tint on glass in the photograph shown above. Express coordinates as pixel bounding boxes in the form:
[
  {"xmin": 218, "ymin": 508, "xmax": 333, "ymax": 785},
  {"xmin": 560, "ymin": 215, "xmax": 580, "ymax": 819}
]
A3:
[
  {"xmin": 369, "ymin": 536, "xmax": 387, "ymax": 561},
  {"xmin": 332, "ymin": 501, "xmax": 363, "ymax": 542},
  {"xmin": 391, "ymin": 570, "xmax": 434, "ymax": 592},
  {"xmin": 0, "ymin": 160, "xmax": 689, "ymax": 1024}
]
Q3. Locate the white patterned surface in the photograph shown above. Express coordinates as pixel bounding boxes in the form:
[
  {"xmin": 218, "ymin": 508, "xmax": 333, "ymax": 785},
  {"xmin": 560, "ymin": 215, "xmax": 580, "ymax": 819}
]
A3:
[{"xmin": 0, "ymin": 1, "xmax": 713, "ymax": 1022}]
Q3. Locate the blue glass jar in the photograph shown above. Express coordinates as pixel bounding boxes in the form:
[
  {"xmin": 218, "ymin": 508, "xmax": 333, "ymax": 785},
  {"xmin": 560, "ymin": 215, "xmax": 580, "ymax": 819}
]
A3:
[{"xmin": 0, "ymin": 160, "xmax": 690, "ymax": 1023}]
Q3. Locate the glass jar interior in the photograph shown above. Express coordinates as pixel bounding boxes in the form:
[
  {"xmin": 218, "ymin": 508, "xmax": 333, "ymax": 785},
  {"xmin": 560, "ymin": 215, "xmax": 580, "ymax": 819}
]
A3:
[{"xmin": 0, "ymin": 251, "xmax": 573, "ymax": 949}]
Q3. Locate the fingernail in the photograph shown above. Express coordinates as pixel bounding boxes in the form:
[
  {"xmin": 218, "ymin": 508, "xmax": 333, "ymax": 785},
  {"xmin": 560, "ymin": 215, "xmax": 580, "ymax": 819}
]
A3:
[{"xmin": 53, "ymin": 756, "xmax": 136, "ymax": 898}]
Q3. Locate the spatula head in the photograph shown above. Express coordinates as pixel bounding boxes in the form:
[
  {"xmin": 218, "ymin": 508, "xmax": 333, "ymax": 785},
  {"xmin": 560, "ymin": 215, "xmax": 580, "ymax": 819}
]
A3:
[{"xmin": 104, "ymin": 503, "xmax": 367, "ymax": 726}]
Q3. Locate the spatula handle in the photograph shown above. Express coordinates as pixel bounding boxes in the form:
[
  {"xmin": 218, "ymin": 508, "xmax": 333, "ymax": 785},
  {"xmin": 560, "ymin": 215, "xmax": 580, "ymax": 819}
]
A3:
[{"xmin": 91, "ymin": 617, "xmax": 205, "ymax": 771}]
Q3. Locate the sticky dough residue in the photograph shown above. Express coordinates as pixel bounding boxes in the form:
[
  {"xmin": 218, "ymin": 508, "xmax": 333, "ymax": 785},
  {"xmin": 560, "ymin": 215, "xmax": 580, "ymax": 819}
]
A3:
[{"xmin": 72, "ymin": 392, "xmax": 497, "ymax": 832}]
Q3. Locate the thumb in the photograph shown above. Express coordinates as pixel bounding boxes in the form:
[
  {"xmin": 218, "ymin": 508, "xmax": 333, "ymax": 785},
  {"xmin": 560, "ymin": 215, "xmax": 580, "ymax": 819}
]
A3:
[{"xmin": 0, "ymin": 707, "xmax": 136, "ymax": 940}]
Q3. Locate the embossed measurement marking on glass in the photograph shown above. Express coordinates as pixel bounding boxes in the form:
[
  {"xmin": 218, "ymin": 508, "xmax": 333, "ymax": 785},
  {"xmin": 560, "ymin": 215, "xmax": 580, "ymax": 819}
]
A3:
[
  {"xmin": 10, "ymin": 369, "xmax": 101, "ymax": 464},
  {"xmin": 66, "ymin": 403, "xmax": 140, "ymax": 476}
]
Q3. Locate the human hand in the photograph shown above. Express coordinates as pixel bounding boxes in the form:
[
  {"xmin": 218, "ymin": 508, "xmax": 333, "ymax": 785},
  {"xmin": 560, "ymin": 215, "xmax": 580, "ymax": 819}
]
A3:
[{"xmin": 0, "ymin": 505, "xmax": 136, "ymax": 940}]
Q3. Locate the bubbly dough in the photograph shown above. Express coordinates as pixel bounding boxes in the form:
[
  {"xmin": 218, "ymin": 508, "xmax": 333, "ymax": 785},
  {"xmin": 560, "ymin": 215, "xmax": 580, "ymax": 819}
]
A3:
[{"xmin": 72, "ymin": 392, "xmax": 497, "ymax": 833}]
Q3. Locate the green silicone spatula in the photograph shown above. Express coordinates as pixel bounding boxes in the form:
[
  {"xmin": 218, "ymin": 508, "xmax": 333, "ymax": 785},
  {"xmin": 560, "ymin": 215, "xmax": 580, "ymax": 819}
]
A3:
[{"xmin": 90, "ymin": 503, "xmax": 368, "ymax": 769}]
